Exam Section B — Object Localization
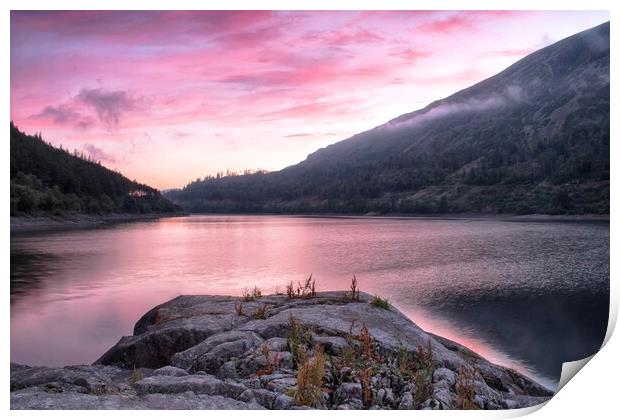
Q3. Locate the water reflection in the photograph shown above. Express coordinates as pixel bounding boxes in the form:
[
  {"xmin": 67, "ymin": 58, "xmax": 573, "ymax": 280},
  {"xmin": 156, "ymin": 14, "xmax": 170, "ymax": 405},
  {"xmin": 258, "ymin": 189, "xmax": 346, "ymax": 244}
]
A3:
[{"xmin": 10, "ymin": 216, "xmax": 609, "ymax": 390}]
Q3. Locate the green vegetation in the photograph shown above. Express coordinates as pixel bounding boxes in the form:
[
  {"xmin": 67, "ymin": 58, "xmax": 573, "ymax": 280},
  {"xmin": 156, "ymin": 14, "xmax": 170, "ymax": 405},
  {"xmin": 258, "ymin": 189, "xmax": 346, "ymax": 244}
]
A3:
[
  {"xmin": 10, "ymin": 122, "xmax": 178, "ymax": 216},
  {"xmin": 371, "ymin": 295, "xmax": 390, "ymax": 309}
]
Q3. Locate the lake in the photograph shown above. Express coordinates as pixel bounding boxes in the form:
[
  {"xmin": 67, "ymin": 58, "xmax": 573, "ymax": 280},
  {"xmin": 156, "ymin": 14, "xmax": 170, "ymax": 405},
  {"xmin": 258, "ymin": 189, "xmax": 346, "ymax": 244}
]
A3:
[{"xmin": 10, "ymin": 215, "xmax": 609, "ymax": 390}]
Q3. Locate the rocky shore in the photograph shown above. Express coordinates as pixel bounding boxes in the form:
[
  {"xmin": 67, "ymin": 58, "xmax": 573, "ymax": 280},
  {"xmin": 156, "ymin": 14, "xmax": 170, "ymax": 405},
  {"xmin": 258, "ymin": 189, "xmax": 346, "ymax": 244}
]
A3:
[
  {"xmin": 10, "ymin": 213, "xmax": 183, "ymax": 233},
  {"xmin": 10, "ymin": 291, "xmax": 554, "ymax": 410}
]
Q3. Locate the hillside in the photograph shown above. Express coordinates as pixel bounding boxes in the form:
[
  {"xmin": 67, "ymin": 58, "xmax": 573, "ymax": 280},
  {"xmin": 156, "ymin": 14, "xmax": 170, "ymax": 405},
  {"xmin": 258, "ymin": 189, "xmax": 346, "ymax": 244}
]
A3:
[
  {"xmin": 167, "ymin": 22, "xmax": 610, "ymax": 215},
  {"xmin": 10, "ymin": 123, "xmax": 178, "ymax": 216}
]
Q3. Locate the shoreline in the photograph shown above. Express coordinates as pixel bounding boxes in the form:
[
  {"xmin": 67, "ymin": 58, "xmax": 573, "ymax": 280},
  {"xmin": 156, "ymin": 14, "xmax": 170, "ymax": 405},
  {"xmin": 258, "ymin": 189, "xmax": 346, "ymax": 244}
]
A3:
[
  {"xmin": 10, "ymin": 213, "xmax": 185, "ymax": 234},
  {"xmin": 183, "ymin": 212, "xmax": 610, "ymax": 223}
]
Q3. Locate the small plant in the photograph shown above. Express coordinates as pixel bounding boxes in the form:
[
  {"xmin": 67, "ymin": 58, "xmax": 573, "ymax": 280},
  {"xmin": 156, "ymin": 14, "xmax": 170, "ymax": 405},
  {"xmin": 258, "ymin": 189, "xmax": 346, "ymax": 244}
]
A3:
[
  {"xmin": 456, "ymin": 366, "xmax": 479, "ymax": 409},
  {"xmin": 371, "ymin": 295, "xmax": 390, "ymax": 309},
  {"xmin": 285, "ymin": 275, "xmax": 317, "ymax": 299},
  {"xmin": 292, "ymin": 344, "xmax": 326, "ymax": 408},
  {"xmin": 349, "ymin": 275, "xmax": 360, "ymax": 301},
  {"xmin": 242, "ymin": 286, "xmax": 262, "ymax": 302},
  {"xmin": 360, "ymin": 323, "xmax": 374, "ymax": 361},
  {"xmin": 412, "ymin": 341, "xmax": 435, "ymax": 408},
  {"xmin": 287, "ymin": 314, "xmax": 316, "ymax": 367},
  {"xmin": 129, "ymin": 368, "xmax": 144, "ymax": 385},
  {"xmin": 234, "ymin": 302, "xmax": 245, "ymax": 316},
  {"xmin": 257, "ymin": 344, "xmax": 280, "ymax": 376},
  {"xmin": 361, "ymin": 367, "xmax": 372, "ymax": 408},
  {"xmin": 242, "ymin": 288, "xmax": 253, "ymax": 302},
  {"xmin": 274, "ymin": 286, "xmax": 284, "ymax": 295},
  {"xmin": 286, "ymin": 281, "xmax": 295, "ymax": 298},
  {"xmin": 396, "ymin": 337, "xmax": 412, "ymax": 376},
  {"xmin": 252, "ymin": 303, "xmax": 268, "ymax": 319}
]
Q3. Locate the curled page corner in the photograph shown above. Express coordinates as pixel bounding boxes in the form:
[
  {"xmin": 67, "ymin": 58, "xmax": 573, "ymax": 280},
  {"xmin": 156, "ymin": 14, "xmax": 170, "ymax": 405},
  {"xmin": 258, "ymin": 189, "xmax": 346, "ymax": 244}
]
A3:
[{"xmin": 556, "ymin": 355, "xmax": 595, "ymax": 392}]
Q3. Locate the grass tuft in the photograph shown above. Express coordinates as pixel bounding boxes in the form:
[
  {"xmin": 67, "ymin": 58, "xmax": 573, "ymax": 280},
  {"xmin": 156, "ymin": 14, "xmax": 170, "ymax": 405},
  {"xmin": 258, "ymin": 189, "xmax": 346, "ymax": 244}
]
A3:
[
  {"xmin": 286, "ymin": 275, "xmax": 316, "ymax": 299},
  {"xmin": 242, "ymin": 286, "xmax": 262, "ymax": 302},
  {"xmin": 234, "ymin": 302, "xmax": 245, "ymax": 316},
  {"xmin": 371, "ymin": 295, "xmax": 390, "ymax": 310},
  {"xmin": 412, "ymin": 341, "xmax": 435, "ymax": 408},
  {"xmin": 456, "ymin": 366, "xmax": 480, "ymax": 409},
  {"xmin": 348, "ymin": 275, "xmax": 360, "ymax": 301},
  {"xmin": 291, "ymin": 344, "xmax": 325, "ymax": 407},
  {"xmin": 129, "ymin": 368, "xmax": 144, "ymax": 385},
  {"xmin": 252, "ymin": 303, "xmax": 268, "ymax": 319}
]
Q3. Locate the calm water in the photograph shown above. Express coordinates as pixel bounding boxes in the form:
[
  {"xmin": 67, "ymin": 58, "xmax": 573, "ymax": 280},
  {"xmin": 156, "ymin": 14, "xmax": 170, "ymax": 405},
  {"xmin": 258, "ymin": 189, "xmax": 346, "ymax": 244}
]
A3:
[{"xmin": 10, "ymin": 215, "xmax": 609, "ymax": 389}]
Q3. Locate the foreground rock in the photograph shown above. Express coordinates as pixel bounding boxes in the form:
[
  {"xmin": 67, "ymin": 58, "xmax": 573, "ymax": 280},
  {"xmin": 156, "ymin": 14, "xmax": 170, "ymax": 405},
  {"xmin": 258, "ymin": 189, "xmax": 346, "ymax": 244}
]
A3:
[{"xmin": 11, "ymin": 291, "xmax": 553, "ymax": 409}]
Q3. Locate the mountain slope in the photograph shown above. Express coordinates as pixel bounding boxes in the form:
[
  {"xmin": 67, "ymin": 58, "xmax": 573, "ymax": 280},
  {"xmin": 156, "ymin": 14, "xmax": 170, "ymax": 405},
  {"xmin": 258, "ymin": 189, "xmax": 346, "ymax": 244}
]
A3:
[
  {"xmin": 167, "ymin": 22, "xmax": 610, "ymax": 215},
  {"xmin": 10, "ymin": 123, "xmax": 178, "ymax": 215}
]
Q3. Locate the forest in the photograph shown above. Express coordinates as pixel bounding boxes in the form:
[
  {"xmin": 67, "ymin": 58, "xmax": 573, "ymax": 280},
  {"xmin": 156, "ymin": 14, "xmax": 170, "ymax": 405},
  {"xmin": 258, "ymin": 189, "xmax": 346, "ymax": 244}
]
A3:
[{"xmin": 10, "ymin": 122, "xmax": 178, "ymax": 216}]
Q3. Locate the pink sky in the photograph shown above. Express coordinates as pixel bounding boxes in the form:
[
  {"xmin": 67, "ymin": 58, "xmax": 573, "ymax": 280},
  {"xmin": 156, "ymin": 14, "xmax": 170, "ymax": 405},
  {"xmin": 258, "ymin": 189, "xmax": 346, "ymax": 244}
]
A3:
[{"xmin": 10, "ymin": 10, "xmax": 609, "ymax": 190}]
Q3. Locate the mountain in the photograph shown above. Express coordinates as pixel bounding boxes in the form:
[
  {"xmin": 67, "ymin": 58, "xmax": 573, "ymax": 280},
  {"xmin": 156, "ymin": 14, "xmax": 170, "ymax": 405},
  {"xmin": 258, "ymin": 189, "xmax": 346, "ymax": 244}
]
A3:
[
  {"xmin": 167, "ymin": 22, "xmax": 610, "ymax": 215},
  {"xmin": 10, "ymin": 123, "xmax": 178, "ymax": 216}
]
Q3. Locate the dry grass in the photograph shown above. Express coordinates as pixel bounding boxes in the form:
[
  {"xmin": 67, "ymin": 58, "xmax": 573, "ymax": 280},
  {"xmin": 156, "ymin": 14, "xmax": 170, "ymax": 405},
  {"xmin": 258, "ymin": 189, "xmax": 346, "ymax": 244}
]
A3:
[
  {"xmin": 252, "ymin": 303, "xmax": 268, "ymax": 319},
  {"xmin": 361, "ymin": 367, "xmax": 373, "ymax": 408},
  {"xmin": 234, "ymin": 302, "xmax": 245, "ymax": 316},
  {"xmin": 242, "ymin": 286, "xmax": 262, "ymax": 302},
  {"xmin": 129, "ymin": 368, "xmax": 144, "ymax": 385},
  {"xmin": 256, "ymin": 344, "xmax": 280, "ymax": 376},
  {"xmin": 287, "ymin": 314, "xmax": 315, "ymax": 367},
  {"xmin": 412, "ymin": 341, "xmax": 435, "ymax": 408},
  {"xmin": 360, "ymin": 323, "xmax": 374, "ymax": 361},
  {"xmin": 456, "ymin": 366, "xmax": 479, "ymax": 409},
  {"xmin": 292, "ymin": 344, "xmax": 326, "ymax": 407},
  {"xmin": 348, "ymin": 275, "xmax": 360, "ymax": 301},
  {"xmin": 286, "ymin": 275, "xmax": 316, "ymax": 299}
]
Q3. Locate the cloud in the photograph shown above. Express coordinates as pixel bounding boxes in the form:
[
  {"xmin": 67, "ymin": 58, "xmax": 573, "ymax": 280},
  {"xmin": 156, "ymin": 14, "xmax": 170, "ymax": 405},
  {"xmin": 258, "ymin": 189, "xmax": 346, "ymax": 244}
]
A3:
[
  {"xmin": 388, "ymin": 47, "xmax": 432, "ymax": 62},
  {"xmin": 417, "ymin": 11, "xmax": 520, "ymax": 35},
  {"xmin": 486, "ymin": 48, "xmax": 536, "ymax": 57},
  {"xmin": 383, "ymin": 85, "xmax": 528, "ymax": 130},
  {"xmin": 82, "ymin": 143, "xmax": 117, "ymax": 164},
  {"xmin": 31, "ymin": 104, "xmax": 94, "ymax": 128},
  {"xmin": 284, "ymin": 133, "xmax": 313, "ymax": 138},
  {"xmin": 76, "ymin": 88, "xmax": 143, "ymax": 129}
]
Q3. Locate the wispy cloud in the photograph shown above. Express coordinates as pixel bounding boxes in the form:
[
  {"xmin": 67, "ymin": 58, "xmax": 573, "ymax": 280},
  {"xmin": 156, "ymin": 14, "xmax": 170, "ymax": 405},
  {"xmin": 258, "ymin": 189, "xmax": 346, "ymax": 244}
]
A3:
[
  {"xmin": 31, "ymin": 104, "xmax": 94, "ymax": 129},
  {"xmin": 82, "ymin": 143, "xmax": 117, "ymax": 164},
  {"xmin": 76, "ymin": 88, "xmax": 144, "ymax": 129}
]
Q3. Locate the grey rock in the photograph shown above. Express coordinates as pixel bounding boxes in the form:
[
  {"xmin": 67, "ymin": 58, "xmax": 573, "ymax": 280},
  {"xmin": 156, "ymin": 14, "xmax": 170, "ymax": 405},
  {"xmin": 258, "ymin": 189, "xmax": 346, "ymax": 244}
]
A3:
[
  {"xmin": 383, "ymin": 388, "xmax": 395, "ymax": 406},
  {"xmin": 398, "ymin": 391, "xmax": 414, "ymax": 409},
  {"xmin": 171, "ymin": 330, "xmax": 264, "ymax": 373},
  {"xmin": 152, "ymin": 366, "xmax": 189, "ymax": 377},
  {"xmin": 335, "ymin": 382, "xmax": 362, "ymax": 403},
  {"xmin": 11, "ymin": 292, "xmax": 555, "ymax": 410},
  {"xmin": 312, "ymin": 335, "xmax": 349, "ymax": 355},
  {"xmin": 433, "ymin": 367, "xmax": 457, "ymax": 386},
  {"xmin": 273, "ymin": 394, "xmax": 295, "ymax": 409},
  {"xmin": 374, "ymin": 388, "xmax": 385, "ymax": 405}
]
